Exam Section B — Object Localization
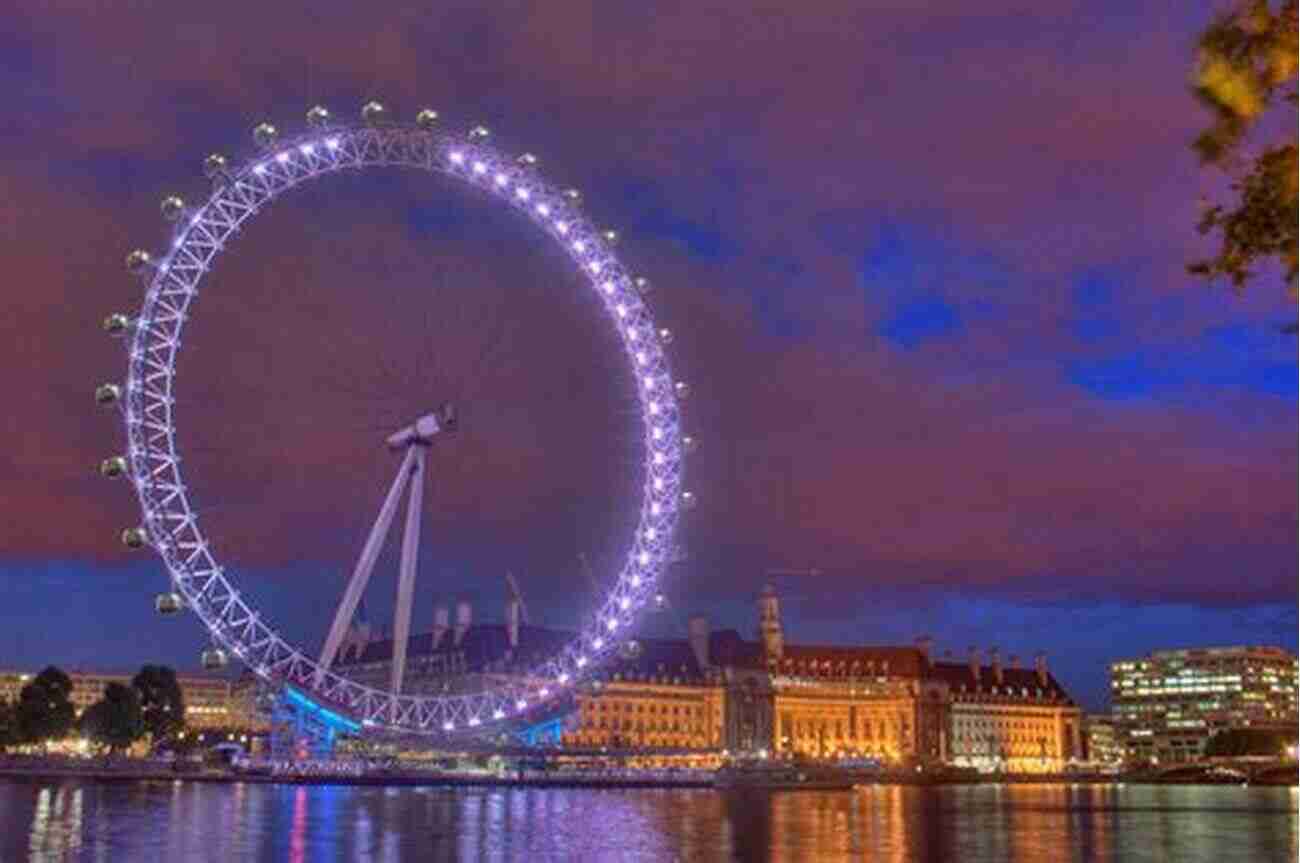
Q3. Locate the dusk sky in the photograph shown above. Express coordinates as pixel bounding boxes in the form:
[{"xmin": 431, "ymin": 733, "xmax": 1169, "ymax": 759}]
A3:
[{"xmin": 2, "ymin": 1, "xmax": 1295, "ymax": 712}]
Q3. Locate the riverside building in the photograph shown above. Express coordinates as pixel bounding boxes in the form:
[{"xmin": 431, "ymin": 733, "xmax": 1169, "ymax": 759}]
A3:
[
  {"xmin": 0, "ymin": 668, "xmax": 262, "ymax": 731},
  {"xmin": 1084, "ymin": 715, "xmax": 1124, "ymax": 766},
  {"xmin": 334, "ymin": 585, "xmax": 1083, "ymax": 772},
  {"xmin": 1110, "ymin": 646, "xmax": 1299, "ymax": 764}
]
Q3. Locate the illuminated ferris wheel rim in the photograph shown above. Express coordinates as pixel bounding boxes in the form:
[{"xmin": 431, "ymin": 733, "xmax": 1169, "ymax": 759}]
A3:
[{"xmin": 107, "ymin": 104, "xmax": 695, "ymax": 735}]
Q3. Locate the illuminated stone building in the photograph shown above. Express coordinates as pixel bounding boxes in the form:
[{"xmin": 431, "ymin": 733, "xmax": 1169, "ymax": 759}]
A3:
[
  {"xmin": 751, "ymin": 586, "xmax": 1081, "ymax": 772},
  {"xmin": 564, "ymin": 623, "xmax": 733, "ymax": 763},
  {"xmin": 765, "ymin": 646, "xmax": 936, "ymax": 760},
  {"xmin": 334, "ymin": 603, "xmax": 732, "ymax": 764},
  {"xmin": 929, "ymin": 648, "xmax": 1081, "ymax": 772},
  {"xmin": 1110, "ymin": 646, "xmax": 1299, "ymax": 764},
  {"xmin": 331, "ymin": 586, "xmax": 1083, "ymax": 772},
  {"xmin": 752, "ymin": 587, "xmax": 939, "ymax": 760}
]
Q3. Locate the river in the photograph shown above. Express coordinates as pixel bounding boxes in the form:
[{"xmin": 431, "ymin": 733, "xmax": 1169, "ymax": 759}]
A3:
[{"xmin": 3, "ymin": 779, "xmax": 1296, "ymax": 861}]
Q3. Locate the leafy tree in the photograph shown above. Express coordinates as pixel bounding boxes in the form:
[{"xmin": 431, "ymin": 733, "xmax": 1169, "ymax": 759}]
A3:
[
  {"xmin": 0, "ymin": 700, "xmax": 18, "ymax": 751},
  {"xmin": 79, "ymin": 683, "xmax": 145, "ymax": 754},
  {"xmin": 132, "ymin": 665, "xmax": 185, "ymax": 743},
  {"xmin": 16, "ymin": 666, "xmax": 76, "ymax": 747},
  {"xmin": 1189, "ymin": 0, "xmax": 1298, "ymax": 310},
  {"xmin": 1204, "ymin": 727, "xmax": 1298, "ymax": 757}
]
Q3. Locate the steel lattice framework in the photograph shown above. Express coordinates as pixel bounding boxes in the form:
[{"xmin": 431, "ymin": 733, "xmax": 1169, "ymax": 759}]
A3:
[{"xmin": 110, "ymin": 111, "xmax": 690, "ymax": 735}]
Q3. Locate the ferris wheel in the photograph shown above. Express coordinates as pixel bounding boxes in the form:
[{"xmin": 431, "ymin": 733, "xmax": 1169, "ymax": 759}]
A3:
[{"xmin": 95, "ymin": 101, "xmax": 697, "ymax": 735}]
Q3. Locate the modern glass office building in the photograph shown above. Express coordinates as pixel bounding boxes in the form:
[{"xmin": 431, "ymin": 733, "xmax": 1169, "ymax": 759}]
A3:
[{"xmin": 1110, "ymin": 646, "xmax": 1298, "ymax": 764}]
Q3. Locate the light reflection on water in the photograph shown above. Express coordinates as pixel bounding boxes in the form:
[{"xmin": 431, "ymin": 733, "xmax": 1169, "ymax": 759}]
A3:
[{"xmin": 2, "ymin": 779, "xmax": 1295, "ymax": 862}]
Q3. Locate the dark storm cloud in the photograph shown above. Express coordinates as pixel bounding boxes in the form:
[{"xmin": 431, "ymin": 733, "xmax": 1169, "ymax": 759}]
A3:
[{"xmin": 0, "ymin": 0, "xmax": 1294, "ymax": 692}]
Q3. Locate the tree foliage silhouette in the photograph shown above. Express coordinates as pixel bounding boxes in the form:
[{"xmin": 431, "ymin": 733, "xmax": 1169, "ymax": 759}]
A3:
[
  {"xmin": 1189, "ymin": 0, "xmax": 1298, "ymax": 322},
  {"xmin": 80, "ymin": 683, "xmax": 145, "ymax": 754},
  {"xmin": 132, "ymin": 665, "xmax": 186, "ymax": 743}
]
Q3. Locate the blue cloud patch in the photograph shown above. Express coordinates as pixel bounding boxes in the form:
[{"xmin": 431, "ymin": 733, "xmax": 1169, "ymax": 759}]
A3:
[
  {"xmin": 618, "ymin": 179, "xmax": 736, "ymax": 261},
  {"xmin": 1068, "ymin": 323, "xmax": 1298, "ymax": 400},
  {"xmin": 878, "ymin": 296, "xmax": 962, "ymax": 349}
]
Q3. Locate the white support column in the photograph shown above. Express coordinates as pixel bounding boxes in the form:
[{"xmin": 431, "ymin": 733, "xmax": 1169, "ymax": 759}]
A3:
[
  {"xmin": 319, "ymin": 446, "xmax": 416, "ymax": 670},
  {"xmin": 390, "ymin": 446, "xmax": 426, "ymax": 695}
]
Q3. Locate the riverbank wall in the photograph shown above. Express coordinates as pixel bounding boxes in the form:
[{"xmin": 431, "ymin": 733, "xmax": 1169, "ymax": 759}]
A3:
[{"xmin": 1, "ymin": 761, "xmax": 1294, "ymax": 789}]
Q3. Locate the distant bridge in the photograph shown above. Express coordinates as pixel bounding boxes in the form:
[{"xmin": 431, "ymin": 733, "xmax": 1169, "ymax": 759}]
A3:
[{"xmin": 1152, "ymin": 759, "xmax": 1297, "ymax": 783}]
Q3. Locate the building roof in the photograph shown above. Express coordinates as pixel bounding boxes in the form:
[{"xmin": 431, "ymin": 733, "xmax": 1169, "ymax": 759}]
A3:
[
  {"xmin": 927, "ymin": 661, "xmax": 1074, "ymax": 704},
  {"xmin": 332, "ymin": 624, "xmax": 1077, "ymax": 705},
  {"xmin": 1144, "ymin": 646, "xmax": 1297, "ymax": 661},
  {"xmin": 602, "ymin": 635, "xmax": 704, "ymax": 682},
  {"xmin": 337, "ymin": 623, "xmax": 572, "ymax": 671},
  {"xmin": 0, "ymin": 668, "xmax": 231, "ymax": 685},
  {"xmin": 338, "ymin": 624, "xmax": 750, "ymax": 684},
  {"xmin": 597, "ymin": 630, "xmax": 750, "ymax": 684},
  {"xmin": 708, "ymin": 629, "xmax": 764, "ymax": 667},
  {"xmin": 769, "ymin": 645, "xmax": 928, "ymax": 678}
]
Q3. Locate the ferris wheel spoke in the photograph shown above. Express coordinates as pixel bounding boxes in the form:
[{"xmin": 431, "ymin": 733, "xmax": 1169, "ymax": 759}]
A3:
[
  {"xmin": 390, "ymin": 445, "xmax": 427, "ymax": 696},
  {"xmin": 318, "ymin": 445, "xmax": 416, "ymax": 671}
]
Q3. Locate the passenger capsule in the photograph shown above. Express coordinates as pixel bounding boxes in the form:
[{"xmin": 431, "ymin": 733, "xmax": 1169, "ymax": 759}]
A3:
[
  {"xmin": 160, "ymin": 196, "xmax": 185, "ymax": 222},
  {"xmin": 680, "ymin": 491, "xmax": 697, "ymax": 510},
  {"xmin": 415, "ymin": 108, "xmax": 439, "ymax": 129},
  {"xmin": 361, "ymin": 100, "xmax": 386, "ymax": 125},
  {"xmin": 156, "ymin": 592, "xmax": 183, "ymax": 615},
  {"xmin": 306, "ymin": 105, "xmax": 331, "ymax": 127},
  {"xmin": 674, "ymin": 380, "xmax": 690, "ymax": 400},
  {"xmin": 468, "ymin": 126, "xmax": 490, "ymax": 142},
  {"xmin": 99, "ymin": 456, "xmax": 128, "ymax": 478},
  {"xmin": 202, "ymin": 153, "xmax": 227, "ymax": 179},
  {"xmin": 125, "ymin": 250, "xmax": 152, "ymax": 274},
  {"xmin": 657, "ymin": 327, "xmax": 673, "ymax": 345},
  {"xmin": 121, "ymin": 527, "xmax": 148, "ymax": 549},
  {"xmin": 633, "ymin": 277, "xmax": 653, "ymax": 296},
  {"xmin": 517, "ymin": 152, "xmax": 539, "ymax": 167},
  {"xmin": 95, "ymin": 383, "xmax": 122, "ymax": 405},
  {"xmin": 601, "ymin": 229, "xmax": 619, "ymax": 246},
  {"xmin": 102, "ymin": 313, "xmax": 131, "ymax": 336},
  {"xmin": 252, "ymin": 122, "xmax": 278, "ymax": 149},
  {"xmin": 653, "ymin": 593, "xmax": 669, "ymax": 610},
  {"xmin": 563, "ymin": 188, "xmax": 582, "ymax": 203},
  {"xmin": 200, "ymin": 648, "xmax": 228, "ymax": 670},
  {"xmin": 682, "ymin": 435, "xmax": 698, "ymax": 454}
]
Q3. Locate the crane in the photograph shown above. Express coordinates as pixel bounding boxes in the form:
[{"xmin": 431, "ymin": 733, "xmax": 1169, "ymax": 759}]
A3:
[
  {"xmin": 765, "ymin": 567, "xmax": 821, "ymax": 579},
  {"xmin": 505, "ymin": 572, "xmax": 530, "ymax": 625}
]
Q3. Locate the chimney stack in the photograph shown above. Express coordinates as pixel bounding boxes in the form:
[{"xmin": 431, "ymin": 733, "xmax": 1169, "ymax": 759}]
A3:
[
  {"xmin": 758, "ymin": 584, "xmax": 784, "ymax": 661},
  {"xmin": 1035, "ymin": 652, "xmax": 1048, "ymax": 687},
  {"xmin": 432, "ymin": 605, "xmax": 450, "ymax": 649},
  {"xmin": 914, "ymin": 635, "xmax": 933, "ymax": 667},
  {"xmin": 454, "ymin": 600, "xmax": 472, "ymax": 645},
  {"xmin": 990, "ymin": 647, "xmax": 1003, "ymax": 685},
  {"xmin": 688, "ymin": 615, "xmax": 710, "ymax": 669},
  {"xmin": 968, "ymin": 646, "xmax": 980, "ymax": 682},
  {"xmin": 506, "ymin": 597, "xmax": 521, "ymax": 649},
  {"xmin": 342, "ymin": 620, "xmax": 371, "ymax": 662}
]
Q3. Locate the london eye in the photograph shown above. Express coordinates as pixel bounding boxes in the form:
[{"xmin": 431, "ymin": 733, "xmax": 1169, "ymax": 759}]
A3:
[{"xmin": 96, "ymin": 102, "xmax": 696, "ymax": 736}]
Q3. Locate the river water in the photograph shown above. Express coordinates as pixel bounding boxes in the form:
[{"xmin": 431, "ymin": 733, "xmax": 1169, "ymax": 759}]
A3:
[{"xmin": 2, "ymin": 779, "xmax": 1295, "ymax": 862}]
